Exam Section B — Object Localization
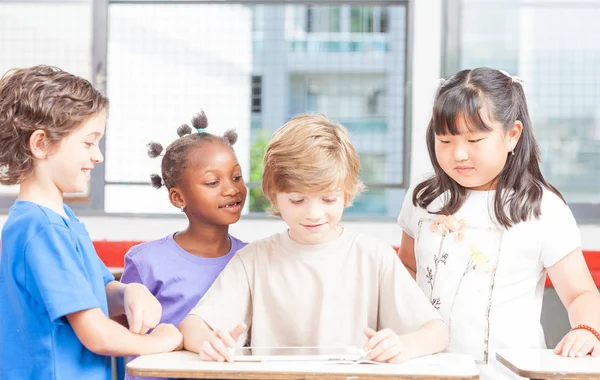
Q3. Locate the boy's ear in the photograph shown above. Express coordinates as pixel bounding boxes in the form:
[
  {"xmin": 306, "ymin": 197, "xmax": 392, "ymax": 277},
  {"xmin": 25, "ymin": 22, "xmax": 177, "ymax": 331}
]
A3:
[
  {"xmin": 29, "ymin": 129, "xmax": 50, "ymax": 159},
  {"xmin": 168, "ymin": 187, "xmax": 185, "ymax": 210}
]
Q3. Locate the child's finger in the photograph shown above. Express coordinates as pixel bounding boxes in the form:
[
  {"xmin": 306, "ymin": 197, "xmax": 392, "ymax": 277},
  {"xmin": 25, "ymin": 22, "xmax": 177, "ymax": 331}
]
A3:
[
  {"xmin": 554, "ymin": 336, "xmax": 566, "ymax": 354},
  {"xmin": 576, "ymin": 341, "xmax": 594, "ymax": 357},
  {"xmin": 591, "ymin": 344, "xmax": 600, "ymax": 357},
  {"xmin": 200, "ymin": 341, "xmax": 225, "ymax": 362},
  {"xmin": 372, "ymin": 343, "xmax": 401, "ymax": 362},
  {"xmin": 569, "ymin": 340, "xmax": 585, "ymax": 357},
  {"xmin": 215, "ymin": 329, "xmax": 236, "ymax": 349},
  {"xmin": 210, "ymin": 335, "xmax": 232, "ymax": 361},
  {"xmin": 364, "ymin": 327, "xmax": 376, "ymax": 339},
  {"xmin": 561, "ymin": 335, "xmax": 576, "ymax": 357},
  {"xmin": 230, "ymin": 323, "xmax": 247, "ymax": 341},
  {"xmin": 365, "ymin": 329, "xmax": 394, "ymax": 352},
  {"xmin": 127, "ymin": 305, "xmax": 143, "ymax": 334},
  {"xmin": 367, "ymin": 335, "xmax": 395, "ymax": 360}
]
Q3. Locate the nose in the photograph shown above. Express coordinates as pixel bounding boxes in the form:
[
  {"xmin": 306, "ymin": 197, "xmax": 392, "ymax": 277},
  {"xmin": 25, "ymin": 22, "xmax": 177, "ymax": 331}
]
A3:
[
  {"xmin": 453, "ymin": 144, "xmax": 469, "ymax": 162},
  {"xmin": 222, "ymin": 178, "xmax": 240, "ymax": 197},
  {"xmin": 305, "ymin": 200, "xmax": 324, "ymax": 221},
  {"xmin": 92, "ymin": 146, "xmax": 104, "ymax": 163}
]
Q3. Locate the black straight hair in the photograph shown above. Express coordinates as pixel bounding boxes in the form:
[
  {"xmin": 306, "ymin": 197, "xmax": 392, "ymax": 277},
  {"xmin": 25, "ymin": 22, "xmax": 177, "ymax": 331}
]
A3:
[{"xmin": 413, "ymin": 67, "xmax": 564, "ymax": 229}]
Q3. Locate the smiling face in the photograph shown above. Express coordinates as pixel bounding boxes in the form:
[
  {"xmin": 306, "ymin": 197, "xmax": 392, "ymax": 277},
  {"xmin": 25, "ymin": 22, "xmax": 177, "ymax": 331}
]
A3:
[
  {"xmin": 171, "ymin": 141, "xmax": 247, "ymax": 226},
  {"xmin": 275, "ymin": 189, "xmax": 345, "ymax": 245},
  {"xmin": 36, "ymin": 111, "xmax": 106, "ymax": 194}
]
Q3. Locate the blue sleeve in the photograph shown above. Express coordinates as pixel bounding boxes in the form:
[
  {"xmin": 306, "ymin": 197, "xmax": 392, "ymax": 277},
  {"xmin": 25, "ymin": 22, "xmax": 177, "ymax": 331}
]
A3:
[
  {"xmin": 101, "ymin": 262, "xmax": 115, "ymax": 286},
  {"xmin": 120, "ymin": 253, "xmax": 143, "ymax": 285},
  {"xmin": 24, "ymin": 224, "xmax": 100, "ymax": 322}
]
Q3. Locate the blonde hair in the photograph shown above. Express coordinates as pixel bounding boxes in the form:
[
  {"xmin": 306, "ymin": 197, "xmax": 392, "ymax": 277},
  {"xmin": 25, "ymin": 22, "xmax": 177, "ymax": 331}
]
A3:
[{"xmin": 262, "ymin": 113, "xmax": 365, "ymax": 216}]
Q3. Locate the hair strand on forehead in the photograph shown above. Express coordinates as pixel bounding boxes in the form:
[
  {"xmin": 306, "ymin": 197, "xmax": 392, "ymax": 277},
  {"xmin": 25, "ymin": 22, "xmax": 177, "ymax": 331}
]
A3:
[
  {"xmin": 415, "ymin": 67, "xmax": 564, "ymax": 229},
  {"xmin": 261, "ymin": 113, "xmax": 365, "ymax": 217}
]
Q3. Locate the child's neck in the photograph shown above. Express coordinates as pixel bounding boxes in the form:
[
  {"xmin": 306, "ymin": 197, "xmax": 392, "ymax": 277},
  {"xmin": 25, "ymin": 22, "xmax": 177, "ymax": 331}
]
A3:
[
  {"xmin": 174, "ymin": 223, "xmax": 231, "ymax": 259},
  {"xmin": 18, "ymin": 177, "xmax": 66, "ymax": 218}
]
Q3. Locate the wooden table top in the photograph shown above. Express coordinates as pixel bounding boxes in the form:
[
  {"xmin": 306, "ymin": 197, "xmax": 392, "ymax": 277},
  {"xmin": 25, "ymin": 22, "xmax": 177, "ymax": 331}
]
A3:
[{"xmin": 127, "ymin": 350, "xmax": 480, "ymax": 379}]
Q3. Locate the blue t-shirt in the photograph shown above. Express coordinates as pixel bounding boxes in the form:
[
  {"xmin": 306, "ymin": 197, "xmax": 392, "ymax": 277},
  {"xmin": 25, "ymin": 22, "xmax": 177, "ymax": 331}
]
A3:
[{"xmin": 0, "ymin": 200, "xmax": 115, "ymax": 380}]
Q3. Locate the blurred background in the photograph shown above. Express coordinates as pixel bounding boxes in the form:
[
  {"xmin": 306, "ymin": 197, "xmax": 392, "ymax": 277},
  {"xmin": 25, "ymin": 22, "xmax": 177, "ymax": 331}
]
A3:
[{"xmin": 1, "ymin": 0, "xmax": 599, "ymax": 349}]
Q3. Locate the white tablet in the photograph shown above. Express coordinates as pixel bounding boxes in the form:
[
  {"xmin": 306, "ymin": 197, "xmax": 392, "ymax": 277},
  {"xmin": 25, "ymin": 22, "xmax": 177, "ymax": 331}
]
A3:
[{"xmin": 230, "ymin": 346, "xmax": 376, "ymax": 364}]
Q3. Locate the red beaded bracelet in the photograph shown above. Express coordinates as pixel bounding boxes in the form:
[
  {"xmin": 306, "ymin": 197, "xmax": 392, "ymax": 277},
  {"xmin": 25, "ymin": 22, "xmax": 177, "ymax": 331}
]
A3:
[{"xmin": 571, "ymin": 324, "xmax": 600, "ymax": 342}]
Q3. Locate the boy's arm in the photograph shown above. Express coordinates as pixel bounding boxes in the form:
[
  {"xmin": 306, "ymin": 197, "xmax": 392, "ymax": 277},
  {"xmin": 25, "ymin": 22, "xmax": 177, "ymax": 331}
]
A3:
[
  {"xmin": 179, "ymin": 315, "xmax": 215, "ymax": 353},
  {"xmin": 377, "ymin": 242, "xmax": 448, "ymax": 358},
  {"xmin": 66, "ymin": 308, "xmax": 182, "ymax": 356},
  {"xmin": 398, "ymin": 319, "xmax": 447, "ymax": 359}
]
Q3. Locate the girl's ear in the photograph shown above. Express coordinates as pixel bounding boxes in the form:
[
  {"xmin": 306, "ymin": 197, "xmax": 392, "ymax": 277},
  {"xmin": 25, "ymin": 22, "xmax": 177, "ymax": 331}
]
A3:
[
  {"xmin": 169, "ymin": 187, "xmax": 185, "ymax": 210},
  {"xmin": 507, "ymin": 120, "xmax": 523, "ymax": 151},
  {"xmin": 29, "ymin": 129, "xmax": 50, "ymax": 159}
]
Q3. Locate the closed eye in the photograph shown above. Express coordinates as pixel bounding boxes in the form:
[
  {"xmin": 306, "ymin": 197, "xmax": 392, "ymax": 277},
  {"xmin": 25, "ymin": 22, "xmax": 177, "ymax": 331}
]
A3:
[
  {"xmin": 290, "ymin": 199, "xmax": 304, "ymax": 204},
  {"xmin": 437, "ymin": 139, "xmax": 450, "ymax": 144},
  {"xmin": 468, "ymin": 138, "xmax": 484, "ymax": 143},
  {"xmin": 323, "ymin": 198, "xmax": 337, "ymax": 203},
  {"xmin": 205, "ymin": 181, "xmax": 219, "ymax": 187}
]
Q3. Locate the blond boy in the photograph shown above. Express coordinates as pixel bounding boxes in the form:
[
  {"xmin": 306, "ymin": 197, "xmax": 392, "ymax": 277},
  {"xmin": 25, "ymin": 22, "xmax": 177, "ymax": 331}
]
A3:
[{"xmin": 179, "ymin": 114, "xmax": 448, "ymax": 363}]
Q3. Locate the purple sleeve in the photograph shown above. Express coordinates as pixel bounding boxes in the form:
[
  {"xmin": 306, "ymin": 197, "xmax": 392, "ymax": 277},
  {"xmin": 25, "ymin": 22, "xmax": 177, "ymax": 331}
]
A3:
[{"xmin": 120, "ymin": 253, "xmax": 143, "ymax": 285}]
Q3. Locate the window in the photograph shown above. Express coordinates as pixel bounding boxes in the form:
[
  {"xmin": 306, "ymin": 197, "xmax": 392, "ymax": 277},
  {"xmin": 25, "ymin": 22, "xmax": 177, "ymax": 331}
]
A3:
[
  {"xmin": 0, "ymin": 0, "xmax": 97, "ymax": 210},
  {"xmin": 445, "ymin": 0, "xmax": 600, "ymax": 221},
  {"xmin": 251, "ymin": 76, "xmax": 262, "ymax": 114}
]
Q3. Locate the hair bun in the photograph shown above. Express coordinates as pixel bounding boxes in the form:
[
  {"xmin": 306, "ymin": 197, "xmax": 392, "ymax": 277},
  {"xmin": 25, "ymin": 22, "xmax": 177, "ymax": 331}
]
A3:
[
  {"xmin": 177, "ymin": 124, "xmax": 192, "ymax": 137},
  {"xmin": 146, "ymin": 142, "xmax": 164, "ymax": 158},
  {"xmin": 150, "ymin": 173, "xmax": 163, "ymax": 189},
  {"xmin": 191, "ymin": 110, "xmax": 208, "ymax": 131}
]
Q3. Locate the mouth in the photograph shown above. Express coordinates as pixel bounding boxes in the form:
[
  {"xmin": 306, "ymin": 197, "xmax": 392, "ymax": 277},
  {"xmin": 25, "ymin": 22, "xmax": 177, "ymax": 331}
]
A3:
[
  {"xmin": 455, "ymin": 166, "xmax": 474, "ymax": 174},
  {"xmin": 302, "ymin": 223, "xmax": 324, "ymax": 229},
  {"xmin": 219, "ymin": 199, "xmax": 242, "ymax": 209},
  {"xmin": 81, "ymin": 168, "xmax": 93, "ymax": 174}
]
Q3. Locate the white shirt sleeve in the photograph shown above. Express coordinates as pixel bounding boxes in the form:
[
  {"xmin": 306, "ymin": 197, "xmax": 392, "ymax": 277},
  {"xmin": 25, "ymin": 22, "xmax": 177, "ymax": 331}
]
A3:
[
  {"xmin": 188, "ymin": 252, "xmax": 252, "ymax": 334},
  {"xmin": 539, "ymin": 190, "xmax": 582, "ymax": 268}
]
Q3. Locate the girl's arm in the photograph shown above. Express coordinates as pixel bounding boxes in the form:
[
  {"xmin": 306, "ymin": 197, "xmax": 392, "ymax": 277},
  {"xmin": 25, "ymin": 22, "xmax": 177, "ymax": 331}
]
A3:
[
  {"xmin": 398, "ymin": 231, "xmax": 417, "ymax": 279},
  {"xmin": 547, "ymin": 248, "xmax": 600, "ymax": 356},
  {"xmin": 66, "ymin": 308, "xmax": 182, "ymax": 356}
]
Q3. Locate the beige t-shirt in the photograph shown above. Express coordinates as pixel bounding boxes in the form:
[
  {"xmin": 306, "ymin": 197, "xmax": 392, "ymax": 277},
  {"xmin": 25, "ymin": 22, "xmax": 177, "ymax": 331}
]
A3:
[{"xmin": 189, "ymin": 229, "xmax": 442, "ymax": 349}]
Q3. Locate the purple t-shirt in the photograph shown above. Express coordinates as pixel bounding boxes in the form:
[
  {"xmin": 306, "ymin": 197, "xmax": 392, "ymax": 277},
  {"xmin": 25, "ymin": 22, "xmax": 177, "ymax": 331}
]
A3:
[{"xmin": 120, "ymin": 233, "xmax": 246, "ymax": 380}]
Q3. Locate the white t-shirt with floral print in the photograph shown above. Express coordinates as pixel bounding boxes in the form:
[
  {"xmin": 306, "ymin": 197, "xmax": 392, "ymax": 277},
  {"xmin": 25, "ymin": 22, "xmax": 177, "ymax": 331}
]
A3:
[{"xmin": 398, "ymin": 184, "xmax": 580, "ymax": 379}]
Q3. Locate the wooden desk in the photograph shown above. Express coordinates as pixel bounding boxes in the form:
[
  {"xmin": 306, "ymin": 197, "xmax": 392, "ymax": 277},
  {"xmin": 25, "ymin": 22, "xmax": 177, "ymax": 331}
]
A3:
[
  {"xmin": 127, "ymin": 350, "xmax": 479, "ymax": 379},
  {"xmin": 496, "ymin": 349, "xmax": 600, "ymax": 379}
]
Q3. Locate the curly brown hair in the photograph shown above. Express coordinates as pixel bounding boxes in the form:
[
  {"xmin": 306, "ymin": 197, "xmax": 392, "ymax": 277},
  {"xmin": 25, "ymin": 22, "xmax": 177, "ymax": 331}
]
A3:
[{"xmin": 0, "ymin": 65, "xmax": 109, "ymax": 185}]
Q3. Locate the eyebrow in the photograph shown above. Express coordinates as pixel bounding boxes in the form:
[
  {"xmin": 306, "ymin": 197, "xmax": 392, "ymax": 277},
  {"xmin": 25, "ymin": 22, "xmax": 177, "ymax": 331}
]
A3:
[{"xmin": 202, "ymin": 163, "xmax": 241, "ymax": 175}]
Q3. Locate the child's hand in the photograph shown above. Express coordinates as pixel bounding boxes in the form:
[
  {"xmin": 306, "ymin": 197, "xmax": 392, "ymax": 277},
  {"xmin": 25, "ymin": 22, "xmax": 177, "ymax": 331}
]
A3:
[
  {"xmin": 123, "ymin": 283, "xmax": 162, "ymax": 334},
  {"xmin": 199, "ymin": 323, "xmax": 247, "ymax": 362},
  {"xmin": 149, "ymin": 323, "xmax": 183, "ymax": 352},
  {"xmin": 364, "ymin": 327, "xmax": 408, "ymax": 363},
  {"xmin": 554, "ymin": 328, "xmax": 600, "ymax": 358}
]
